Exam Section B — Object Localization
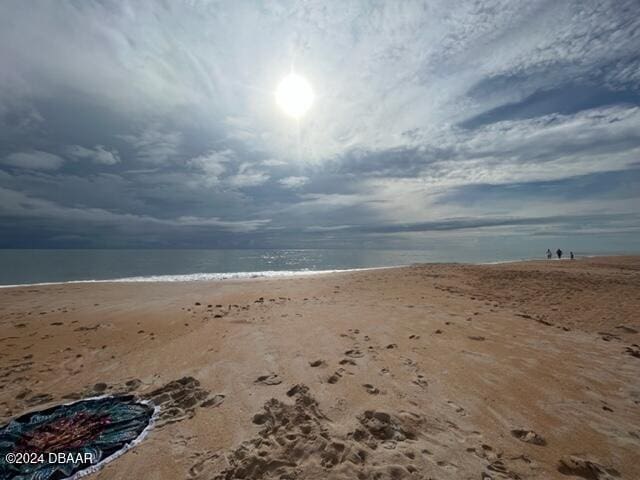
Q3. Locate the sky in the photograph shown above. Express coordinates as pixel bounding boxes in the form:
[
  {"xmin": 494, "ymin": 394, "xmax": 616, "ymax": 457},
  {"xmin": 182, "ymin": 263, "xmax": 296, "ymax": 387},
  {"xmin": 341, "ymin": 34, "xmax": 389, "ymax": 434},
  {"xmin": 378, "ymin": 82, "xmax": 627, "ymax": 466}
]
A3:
[{"xmin": 1, "ymin": 0, "xmax": 639, "ymax": 252}]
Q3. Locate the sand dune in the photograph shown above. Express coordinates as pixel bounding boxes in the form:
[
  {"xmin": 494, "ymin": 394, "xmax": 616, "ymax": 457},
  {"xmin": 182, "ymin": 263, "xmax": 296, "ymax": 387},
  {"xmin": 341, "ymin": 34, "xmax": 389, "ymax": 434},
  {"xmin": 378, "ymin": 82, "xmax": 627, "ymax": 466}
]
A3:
[{"xmin": 1, "ymin": 256, "xmax": 639, "ymax": 479}]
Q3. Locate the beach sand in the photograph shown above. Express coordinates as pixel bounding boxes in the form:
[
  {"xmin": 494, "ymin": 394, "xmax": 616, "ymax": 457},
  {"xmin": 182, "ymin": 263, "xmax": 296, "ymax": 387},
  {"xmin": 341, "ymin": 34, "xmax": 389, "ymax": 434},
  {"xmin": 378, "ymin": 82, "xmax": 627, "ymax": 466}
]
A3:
[{"xmin": 1, "ymin": 256, "xmax": 639, "ymax": 479}]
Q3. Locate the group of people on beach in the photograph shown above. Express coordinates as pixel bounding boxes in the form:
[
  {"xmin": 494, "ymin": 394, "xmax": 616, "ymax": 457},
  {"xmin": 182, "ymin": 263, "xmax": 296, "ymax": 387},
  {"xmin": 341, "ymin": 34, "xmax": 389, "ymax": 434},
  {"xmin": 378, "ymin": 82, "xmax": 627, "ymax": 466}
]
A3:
[{"xmin": 546, "ymin": 248, "xmax": 574, "ymax": 260}]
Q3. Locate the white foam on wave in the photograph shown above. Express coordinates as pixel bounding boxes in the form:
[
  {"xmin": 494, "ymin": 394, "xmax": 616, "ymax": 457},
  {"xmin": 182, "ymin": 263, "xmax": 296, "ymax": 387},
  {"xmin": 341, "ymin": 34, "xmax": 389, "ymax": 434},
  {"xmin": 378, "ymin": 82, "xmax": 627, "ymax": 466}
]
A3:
[
  {"xmin": 0, "ymin": 266, "xmax": 393, "ymax": 289},
  {"xmin": 479, "ymin": 258, "xmax": 536, "ymax": 265}
]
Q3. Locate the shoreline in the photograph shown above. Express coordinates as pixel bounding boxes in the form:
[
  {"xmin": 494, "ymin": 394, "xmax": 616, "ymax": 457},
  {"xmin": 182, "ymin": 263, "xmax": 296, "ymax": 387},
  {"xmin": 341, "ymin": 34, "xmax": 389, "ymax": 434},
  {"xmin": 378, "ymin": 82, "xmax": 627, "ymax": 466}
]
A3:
[
  {"xmin": 0, "ymin": 253, "xmax": 631, "ymax": 289},
  {"xmin": 0, "ymin": 265, "xmax": 394, "ymax": 289}
]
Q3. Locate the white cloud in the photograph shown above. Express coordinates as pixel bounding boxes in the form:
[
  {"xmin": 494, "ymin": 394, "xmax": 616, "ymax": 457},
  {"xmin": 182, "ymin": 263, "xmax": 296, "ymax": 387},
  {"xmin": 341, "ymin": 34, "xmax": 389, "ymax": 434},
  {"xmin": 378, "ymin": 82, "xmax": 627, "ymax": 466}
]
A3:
[
  {"xmin": 187, "ymin": 149, "xmax": 233, "ymax": 180},
  {"xmin": 1, "ymin": 151, "xmax": 65, "ymax": 171},
  {"xmin": 119, "ymin": 129, "xmax": 182, "ymax": 164},
  {"xmin": 414, "ymin": 105, "xmax": 640, "ymax": 187},
  {"xmin": 262, "ymin": 159, "xmax": 287, "ymax": 167},
  {"xmin": 228, "ymin": 172, "xmax": 269, "ymax": 188},
  {"xmin": 186, "ymin": 151, "xmax": 270, "ymax": 188},
  {"xmin": 176, "ymin": 215, "xmax": 270, "ymax": 232},
  {"xmin": 67, "ymin": 145, "xmax": 120, "ymax": 165},
  {"xmin": 279, "ymin": 176, "xmax": 309, "ymax": 189},
  {"xmin": 227, "ymin": 162, "xmax": 270, "ymax": 188}
]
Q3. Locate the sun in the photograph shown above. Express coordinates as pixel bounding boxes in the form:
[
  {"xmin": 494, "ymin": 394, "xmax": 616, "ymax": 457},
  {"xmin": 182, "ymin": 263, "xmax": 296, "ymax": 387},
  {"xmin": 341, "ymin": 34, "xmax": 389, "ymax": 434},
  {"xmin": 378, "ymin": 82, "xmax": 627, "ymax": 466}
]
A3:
[{"xmin": 275, "ymin": 73, "xmax": 314, "ymax": 118}]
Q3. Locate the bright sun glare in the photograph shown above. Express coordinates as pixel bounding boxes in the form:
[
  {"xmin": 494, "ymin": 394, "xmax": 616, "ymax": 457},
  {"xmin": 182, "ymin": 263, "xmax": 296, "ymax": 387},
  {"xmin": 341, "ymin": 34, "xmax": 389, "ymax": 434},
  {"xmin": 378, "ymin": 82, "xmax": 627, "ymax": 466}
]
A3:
[{"xmin": 275, "ymin": 73, "xmax": 314, "ymax": 119}]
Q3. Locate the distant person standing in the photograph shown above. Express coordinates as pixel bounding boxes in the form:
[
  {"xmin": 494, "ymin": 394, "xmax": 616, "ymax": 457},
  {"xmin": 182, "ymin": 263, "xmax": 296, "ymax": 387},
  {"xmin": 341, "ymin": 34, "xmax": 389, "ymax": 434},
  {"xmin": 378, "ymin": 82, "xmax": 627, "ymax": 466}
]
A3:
[
  {"xmin": 546, "ymin": 249, "xmax": 552, "ymax": 259},
  {"xmin": 556, "ymin": 248, "xmax": 563, "ymax": 259},
  {"xmin": 570, "ymin": 251, "xmax": 574, "ymax": 260}
]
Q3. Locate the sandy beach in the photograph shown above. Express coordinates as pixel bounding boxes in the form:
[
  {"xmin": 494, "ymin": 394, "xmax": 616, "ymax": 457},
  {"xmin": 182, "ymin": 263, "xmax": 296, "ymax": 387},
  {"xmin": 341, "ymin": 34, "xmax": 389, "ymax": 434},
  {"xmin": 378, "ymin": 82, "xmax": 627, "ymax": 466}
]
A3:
[{"xmin": 1, "ymin": 256, "xmax": 639, "ymax": 480}]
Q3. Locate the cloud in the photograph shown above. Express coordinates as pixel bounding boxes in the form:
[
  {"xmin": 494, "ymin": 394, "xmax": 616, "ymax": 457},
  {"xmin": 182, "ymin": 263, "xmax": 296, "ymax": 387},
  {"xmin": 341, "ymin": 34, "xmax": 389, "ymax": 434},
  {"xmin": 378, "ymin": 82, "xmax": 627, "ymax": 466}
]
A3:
[
  {"xmin": 1, "ymin": 151, "xmax": 65, "ymax": 171},
  {"xmin": 228, "ymin": 171, "xmax": 270, "ymax": 188},
  {"xmin": 279, "ymin": 176, "xmax": 309, "ymax": 189},
  {"xmin": 0, "ymin": 186, "xmax": 269, "ymax": 233},
  {"xmin": 227, "ymin": 162, "xmax": 270, "ymax": 188},
  {"xmin": 349, "ymin": 213, "xmax": 640, "ymax": 235},
  {"xmin": 186, "ymin": 149, "xmax": 271, "ymax": 188},
  {"xmin": 67, "ymin": 145, "xmax": 120, "ymax": 165},
  {"xmin": 336, "ymin": 105, "xmax": 640, "ymax": 187},
  {"xmin": 262, "ymin": 159, "xmax": 287, "ymax": 167},
  {"xmin": 176, "ymin": 216, "xmax": 270, "ymax": 232},
  {"xmin": 187, "ymin": 149, "xmax": 232, "ymax": 180},
  {"xmin": 119, "ymin": 129, "xmax": 182, "ymax": 164},
  {"xmin": 0, "ymin": 1, "xmax": 639, "ymax": 249}
]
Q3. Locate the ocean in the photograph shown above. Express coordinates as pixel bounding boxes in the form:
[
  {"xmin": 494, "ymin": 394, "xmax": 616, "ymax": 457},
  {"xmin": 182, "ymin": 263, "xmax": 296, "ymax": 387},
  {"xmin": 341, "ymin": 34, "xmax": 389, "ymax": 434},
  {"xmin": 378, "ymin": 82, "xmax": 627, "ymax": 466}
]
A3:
[{"xmin": 0, "ymin": 248, "xmax": 621, "ymax": 286}]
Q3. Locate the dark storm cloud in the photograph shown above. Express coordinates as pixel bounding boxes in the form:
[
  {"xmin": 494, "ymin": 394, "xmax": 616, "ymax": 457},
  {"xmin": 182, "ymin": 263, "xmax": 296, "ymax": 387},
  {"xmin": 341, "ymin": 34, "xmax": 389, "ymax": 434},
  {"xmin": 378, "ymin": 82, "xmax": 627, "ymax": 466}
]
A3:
[{"xmin": 0, "ymin": 0, "xmax": 639, "ymax": 248}]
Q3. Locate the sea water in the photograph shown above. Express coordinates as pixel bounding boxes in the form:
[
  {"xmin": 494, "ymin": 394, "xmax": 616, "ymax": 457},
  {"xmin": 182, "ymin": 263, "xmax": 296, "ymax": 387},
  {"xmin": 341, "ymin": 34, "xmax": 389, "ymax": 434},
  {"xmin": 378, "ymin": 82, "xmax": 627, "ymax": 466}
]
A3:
[{"xmin": 0, "ymin": 248, "xmax": 625, "ymax": 286}]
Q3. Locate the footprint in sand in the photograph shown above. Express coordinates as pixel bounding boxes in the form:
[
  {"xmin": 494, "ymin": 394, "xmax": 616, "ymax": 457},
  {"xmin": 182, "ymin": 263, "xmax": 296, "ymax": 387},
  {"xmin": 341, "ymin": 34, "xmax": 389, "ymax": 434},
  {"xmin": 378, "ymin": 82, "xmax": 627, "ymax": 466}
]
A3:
[
  {"xmin": 124, "ymin": 379, "xmax": 142, "ymax": 391},
  {"xmin": 446, "ymin": 400, "xmax": 466, "ymax": 415},
  {"xmin": 615, "ymin": 325, "xmax": 638, "ymax": 334},
  {"xmin": 625, "ymin": 344, "xmax": 640, "ymax": 358},
  {"xmin": 557, "ymin": 455, "xmax": 620, "ymax": 479},
  {"xmin": 511, "ymin": 429, "xmax": 546, "ymax": 446},
  {"xmin": 363, "ymin": 384, "xmax": 380, "ymax": 395},
  {"xmin": 21, "ymin": 393, "xmax": 54, "ymax": 407},
  {"xmin": 345, "ymin": 349, "xmax": 364, "ymax": 358},
  {"xmin": 309, "ymin": 360, "xmax": 326, "ymax": 367},
  {"xmin": 468, "ymin": 335, "xmax": 486, "ymax": 341},
  {"xmin": 188, "ymin": 452, "xmax": 224, "ymax": 479},
  {"xmin": 144, "ymin": 377, "xmax": 219, "ymax": 427},
  {"xmin": 255, "ymin": 373, "xmax": 282, "ymax": 385},
  {"xmin": 599, "ymin": 332, "xmax": 621, "ymax": 342},
  {"xmin": 412, "ymin": 375, "xmax": 428, "ymax": 389},
  {"xmin": 339, "ymin": 358, "xmax": 357, "ymax": 366},
  {"xmin": 93, "ymin": 382, "xmax": 108, "ymax": 393},
  {"xmin": 486, "ymin": 459, "xmax": 522, "ymax": 478},
  {"xmin": 201, "ymin": 394, "xmax": 225, "ymax": 408}
]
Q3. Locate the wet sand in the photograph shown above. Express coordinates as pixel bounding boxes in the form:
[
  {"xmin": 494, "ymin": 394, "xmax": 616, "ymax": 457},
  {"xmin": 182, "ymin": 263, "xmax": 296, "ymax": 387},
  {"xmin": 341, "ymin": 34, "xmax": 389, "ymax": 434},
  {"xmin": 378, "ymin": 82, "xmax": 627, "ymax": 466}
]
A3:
[{"xmin": 1, "ymin": 256, "xmax": 639, "ymax": 479}]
